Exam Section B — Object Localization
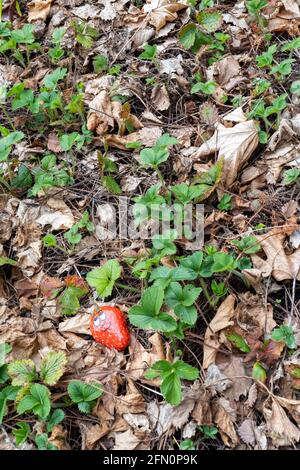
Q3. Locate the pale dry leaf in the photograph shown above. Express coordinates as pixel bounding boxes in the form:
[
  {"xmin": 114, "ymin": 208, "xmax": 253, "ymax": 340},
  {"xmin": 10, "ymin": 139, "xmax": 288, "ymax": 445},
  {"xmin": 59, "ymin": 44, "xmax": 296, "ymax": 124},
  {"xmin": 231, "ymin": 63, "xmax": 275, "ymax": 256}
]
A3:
[
  {"xmin": 72, "ymin": 5, "xmax": 101, "ymax": 19},
  {"xmin": 203, "ymin": 294, "xmax": 235, "ymax": 369},
  {"xmin": 264, "ymin": 399, "xmax": 300, "ymax": 447},
  {"xmin": 223, "ymin": 107, "xmax": 247, "ymax": 123},
  {"xmin": 282, "ymin": 0, "xmax": 300, "ymax": 17},
  {"xmin": 16, "ymin": 240, "xmax": 42, "ymax": 277},
  {"xmin": 238, "ymin": 419, "xmax": 255, "ymax": 446},
  {"xmin": 123, "ymin": 413, "xmax": 150, "ymax": 432},
  {"xmin": 190, "ymin": 121, "xmax": 259, "ymax": 188},
  {"xmin": 58, "ymin": 314, "xmax": 90, "ymax": 335},
  {"xmin": 28, "ymin": 0, "xmax": 52, "ymax": 22},
  {"xmin": 253, "ymin": 227, "xmax": 300, "ymax": 281},
  {"xmin": 36, "ymin": 198, "xmax": 74, "ymax": 230},
  {"xmin": 159, "ymin": 56, "xmax": 184, "ymax": 75},
  {"xmin": 246, "ymin": 383, "xmax": 258, "ymax": 408},
  {"xmin": 205, "ymin": 364, "xmax": 231, "ymax": 393},
  {"xmin": 100, "ymin": 0, "xmax": 117, "ymax": 21},
  {"xmin": 151, "ymin": 84, "xmax": 170, "ymax": 111},
  {"xmin": 182, "ymin": 421, "xmax": 197, "ymax": 439},
  {"xmin": 113, "ymin": 429, "xmax": 145, "ymax": 450},
  {"xmin": 143, "ymin": 0, "xmax": 188, "ymax": 31},
  {"xmin": 147, "ymin": 394, "xmax": 196, "ymax": 436}
]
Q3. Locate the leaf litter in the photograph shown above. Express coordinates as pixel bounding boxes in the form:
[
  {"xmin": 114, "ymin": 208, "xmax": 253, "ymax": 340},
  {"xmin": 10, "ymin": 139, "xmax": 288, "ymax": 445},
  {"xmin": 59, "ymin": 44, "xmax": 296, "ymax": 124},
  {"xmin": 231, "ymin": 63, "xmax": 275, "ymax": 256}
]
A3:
[{"xmin": 0, "ymin": 0, "xmax": 300, "ymax": 452}]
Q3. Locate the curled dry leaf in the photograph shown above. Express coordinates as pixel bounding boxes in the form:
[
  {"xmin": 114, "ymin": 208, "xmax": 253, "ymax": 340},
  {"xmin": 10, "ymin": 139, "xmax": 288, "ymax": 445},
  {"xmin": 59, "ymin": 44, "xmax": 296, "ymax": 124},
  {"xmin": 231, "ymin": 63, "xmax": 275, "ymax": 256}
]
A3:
[
  {"xmin": 263, "ymin": 398, "xmax": 300, "ymax": 447},
  {"xmin": 203, "ymin": 295, "xmax": 235, "ymax": 369},
  {"xmin": 151, "ymin": 84, "xmax": 170, "ymax": 111},
  {"xmin": 36, "ymin": 198, "xmax": 75, "ymax": 230},
  {"xmin": 252, "ymin": 227, "xmax": 300, "ymax": 281},
  {"xmin": 213, "ymin": 398, "xmax": 238, "ymax": 447},
  {"xmin": 189, "ymin": 121, "xmax": 259, "ymax": 188},
  {"xmin": 143, "ymin": 0, "xmax": 188, "ymax": 32},
  {"xmin": 58, "ymin": 314, "xmax": 90, "ymax": 335},
  {"xmin": 147, "ymin": 391, "xmax": 197, "ymax": 436},
  {"xmin": 126, "ymin": 333, "xmax": 165, "ymax": 383},
  {"xmin": 28, "ymin": 0, "xmax": 53, "ymax": 22}
]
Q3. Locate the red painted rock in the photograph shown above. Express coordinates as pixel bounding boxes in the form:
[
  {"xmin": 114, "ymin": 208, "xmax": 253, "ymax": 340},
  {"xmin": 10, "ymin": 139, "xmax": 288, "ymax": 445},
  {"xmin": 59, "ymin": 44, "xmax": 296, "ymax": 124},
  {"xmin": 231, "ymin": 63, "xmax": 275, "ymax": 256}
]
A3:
[{"xmin": 90, "ymin": 306, "xmax": 130, "ymax": 351}]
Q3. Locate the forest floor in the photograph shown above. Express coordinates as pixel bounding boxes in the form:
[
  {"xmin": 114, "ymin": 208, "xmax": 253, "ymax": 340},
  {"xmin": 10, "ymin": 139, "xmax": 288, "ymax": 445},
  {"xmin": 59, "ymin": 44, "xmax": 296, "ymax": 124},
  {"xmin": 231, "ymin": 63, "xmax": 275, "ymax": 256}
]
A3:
[{"xmin": 1, "ymin": 0, "xmax": 300, "ymax": 451}]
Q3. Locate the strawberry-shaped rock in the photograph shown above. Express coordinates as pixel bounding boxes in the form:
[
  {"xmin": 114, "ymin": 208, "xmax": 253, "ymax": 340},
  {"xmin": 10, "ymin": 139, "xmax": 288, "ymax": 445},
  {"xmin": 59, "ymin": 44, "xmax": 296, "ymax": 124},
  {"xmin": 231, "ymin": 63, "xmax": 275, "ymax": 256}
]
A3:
[{"xmin": 90, "ymin": 306, "xmax": 130, "ymax": 351}]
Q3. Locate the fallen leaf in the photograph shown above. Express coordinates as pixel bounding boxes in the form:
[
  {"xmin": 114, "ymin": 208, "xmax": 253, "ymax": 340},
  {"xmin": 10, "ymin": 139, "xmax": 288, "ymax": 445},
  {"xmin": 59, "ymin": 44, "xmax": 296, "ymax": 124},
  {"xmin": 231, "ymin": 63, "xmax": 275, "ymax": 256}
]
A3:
[
  {"xmin": 263, "ymin": 398, "xmax": 300, "ymax": 447},
  {"xmin": 189, "ymin": 121, "xmax": 259, "ymax": 188},
  {"xmin": 238, "ymin": 419, "xmax": 255, "ymax": 446},
  {"xmin": 58, "ymin": 314, "xmax": 90, "ymax": 335},
  {"xmin": 151, "ymin": 84, "xmax": 170, "ymax": 111},
  {"xmin": 203, "ymin": 295, "xmax": 236, "ymax": 369},
  {"xmin": 143, "ymin": 0, "xmax": 188, "ymax": 31},
  {"xmin": 252, "ymin": 227, "xmax": 300, "ymax": 281},
  {"xmin": 213, "ymin": 398, "xmax": 238, "ymax": 447},
  {"xmin": 36, "ymin": 198, "xmax": 74, "ymax": 230},
  {"xmin": 28, "ymin": 0, "xmax": 52, "ymax": 22},
  {"xmin": 258, "ymin": 339, "xmax": 285, "ymax": 365}
]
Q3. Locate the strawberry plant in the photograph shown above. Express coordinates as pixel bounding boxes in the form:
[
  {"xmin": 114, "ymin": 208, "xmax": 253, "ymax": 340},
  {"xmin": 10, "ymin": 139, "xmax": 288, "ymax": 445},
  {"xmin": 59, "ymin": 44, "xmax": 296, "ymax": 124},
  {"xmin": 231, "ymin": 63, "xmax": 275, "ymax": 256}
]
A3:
[
  {"xmin": 144, "ymin": 360, "xmax": 199, "ymax": 405},
  {"xmin": 67, "ymin": 380, "xmax": 103, "ymax": 413}
]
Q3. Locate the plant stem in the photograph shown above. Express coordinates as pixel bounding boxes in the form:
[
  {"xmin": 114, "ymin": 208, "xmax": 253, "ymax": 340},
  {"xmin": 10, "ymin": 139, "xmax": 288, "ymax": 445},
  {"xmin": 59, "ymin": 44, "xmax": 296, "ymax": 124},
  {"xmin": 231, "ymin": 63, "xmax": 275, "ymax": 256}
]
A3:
[
  {"xmin": 199, "ymin": 277, "xmax": 215, "ymax": 309},
  {"xmin": 0, "ymin": 105, "xmax": 16, "ymax": 131},
  {"xmin": 116, "ymin": 282, "xmax": 140, "ymax": 294}
]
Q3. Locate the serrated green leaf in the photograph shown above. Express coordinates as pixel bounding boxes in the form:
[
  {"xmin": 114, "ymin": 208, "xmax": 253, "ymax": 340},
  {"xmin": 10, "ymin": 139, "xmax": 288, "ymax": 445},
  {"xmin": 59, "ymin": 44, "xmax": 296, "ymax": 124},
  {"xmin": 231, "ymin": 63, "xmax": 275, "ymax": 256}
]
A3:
[
  {"xmin": 271, "ymin": 325, "xmax": 296, "ymax": 349},
  {"xmin": 196, "ymin": 10, "xmax": 222, "ymax": 32},
  {"xmin": 8, "ymin": 360, "xmax": 37, "ymax": 386},
  {"xmin": 17, "ymin": 384, "xmax": 51, "ymax": 420},
  {"xmin": 40, "ymin": 351, "xmax": 67, "ymax": 386},
  {"xmin": 86, "ymin": 259, "xmax": 121, "ymax": 298},
  {"xmin": 102, "ymin": 175, "xmax": 122, "ymax": 195},
  {"xmin": 46, "ymin": 409, "xmax": 65, "ymax": 432},
  {"xmin": 13, "ymin": 422, "xmax": 30, "ymax": 446}
]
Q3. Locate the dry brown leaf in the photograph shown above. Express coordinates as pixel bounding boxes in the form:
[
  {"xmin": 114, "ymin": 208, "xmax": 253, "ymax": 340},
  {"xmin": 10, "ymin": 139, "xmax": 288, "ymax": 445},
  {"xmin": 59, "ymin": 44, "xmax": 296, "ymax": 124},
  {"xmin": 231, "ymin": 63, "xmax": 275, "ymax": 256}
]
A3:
[
  {"xmin": 264, "ymin": 399, "xmax": 300, "ymax": 447},
  {"xmin": 126, "ymin": 333, "xmax": 165, "ymax": 383},
  {"xmin": 221, "ymin": 356, "xmax": 251, "ymax": 401},
  {"xmin": 147, "ymin": 392, "xmax": 197, "ymax": 436},
  {"xmin": 151, "ymin": 84, "xmax": 170, "ymax": 111},
  {"xmin": 36, "ymin": 198, "xmax": 74, "ymax": 230},
  {"xmin": 238, "ymin": 419, "xmax": 256, "ymax": 446},
  {"xmin": 47, "ymin": 133, "xmax": 62, "ymax": 153},
  {"xmin": 235, "ymin": 293, "xmax": 276, "ymax": 335},
  {"xmin": 58, "ymin": 314, "xmax": 90, "ymax": 335},
  {"xmin": 79, "ymin": 422, "xmax": 111, "ymax": 450},
  {"xmin": 115, "ymin": 380, "xmax": 146, "ymax": 415},
  {"xmin": 191, "ymin": 389, "xmax": 212, "ymax": 426},
  {"xmin": 143, "ymin": 0, "xmax": 188, "ymax": 31},
  {"xmin": 252, "ymin": 227, "xmax": 300, "ymax": 281},
  {"xmin": 113, "ymin": 428, "xmax": 149, "ymax": 450},
  {"xmin": 48, "ymin": 425, "xmax": 70, "ymax": 450},
  {"xmin": 213, "ymin": 399, "xmax": 238, "ymax": 447},
  {"xmin": 189, "ymin": 121, "xmax": 259, "ymax": 188},
  {"xmin": 203, "ymin": 295, "xmax": 235, "ymax": 369},
  {"xmin": 258, "ymin": 339, "xmax": 285, "ymax": 365},
  {"xmin": 246, "ymin": 383, "xmax": 258, "ymax": 408},
  {"xmin": 28, "ymin": 0, "xmax": 52, "ymax": 22}
]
